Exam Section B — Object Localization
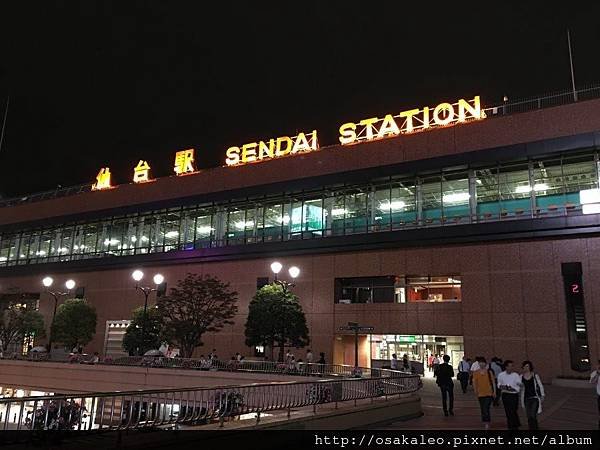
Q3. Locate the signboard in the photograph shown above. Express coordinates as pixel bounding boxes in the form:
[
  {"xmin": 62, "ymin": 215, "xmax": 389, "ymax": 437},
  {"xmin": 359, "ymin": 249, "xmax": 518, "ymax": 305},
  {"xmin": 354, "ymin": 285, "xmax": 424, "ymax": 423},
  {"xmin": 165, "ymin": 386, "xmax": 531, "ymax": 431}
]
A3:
[
  {"xmin": 338, "ymin": 326, "xmax": 374, "ymax": 332},
  {"xmin": 225, "ymin": 130, "xmax": 319, "ymax": 166},
  {"xmin": 88, "ymin": 94, "xmax": 485, "ymax": 191},
  {"xmin": 397, "ymin": 335, "xmax": 416, "ymax": 343},
  {"xmin": 338, "ymin": 96, "xmax": 485, "ymax": 146}
]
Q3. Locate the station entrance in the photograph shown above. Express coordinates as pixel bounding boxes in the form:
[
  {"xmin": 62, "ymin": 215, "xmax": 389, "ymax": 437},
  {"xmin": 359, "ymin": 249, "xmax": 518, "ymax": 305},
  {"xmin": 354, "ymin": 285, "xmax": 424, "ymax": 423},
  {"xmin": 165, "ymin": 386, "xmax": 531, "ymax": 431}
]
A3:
[
  {"xmin": 333, "ymin": 333, "xmax": 464, "ymax": 376},
  {"xmin": 371, "ymin": 334, "xmax": 464, "ymax": 376}
]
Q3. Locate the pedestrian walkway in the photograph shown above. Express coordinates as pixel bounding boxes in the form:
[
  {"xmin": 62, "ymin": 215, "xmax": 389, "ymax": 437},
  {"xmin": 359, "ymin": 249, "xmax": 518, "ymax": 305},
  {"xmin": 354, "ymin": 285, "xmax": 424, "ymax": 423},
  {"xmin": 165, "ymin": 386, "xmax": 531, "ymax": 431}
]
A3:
[{"xmin": 380, "ymin": 378, "xmax": 597, "ymax": 430}]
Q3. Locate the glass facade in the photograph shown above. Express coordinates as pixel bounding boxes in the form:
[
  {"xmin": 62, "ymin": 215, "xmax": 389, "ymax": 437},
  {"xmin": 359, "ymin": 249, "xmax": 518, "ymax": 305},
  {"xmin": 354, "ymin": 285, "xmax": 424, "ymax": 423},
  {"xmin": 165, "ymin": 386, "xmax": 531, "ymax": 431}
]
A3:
[{"xmin": 0, "ymin": 149, "xmax": 599, "ymax": 268}]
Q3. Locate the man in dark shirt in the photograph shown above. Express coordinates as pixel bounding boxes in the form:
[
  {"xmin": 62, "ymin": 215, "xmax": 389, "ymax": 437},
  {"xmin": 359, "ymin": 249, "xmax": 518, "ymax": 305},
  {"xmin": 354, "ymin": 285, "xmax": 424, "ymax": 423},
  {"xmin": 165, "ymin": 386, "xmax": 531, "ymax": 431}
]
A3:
[{"xmin": 434, "ymin": 354, "xmax": 455, "ymax": 416}]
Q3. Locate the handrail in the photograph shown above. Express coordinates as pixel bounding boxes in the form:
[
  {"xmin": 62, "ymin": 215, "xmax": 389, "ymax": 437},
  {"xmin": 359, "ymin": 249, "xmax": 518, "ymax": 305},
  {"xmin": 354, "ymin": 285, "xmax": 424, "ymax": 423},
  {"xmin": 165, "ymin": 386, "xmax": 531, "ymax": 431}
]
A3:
[
  {"xmin": 2, "ymin": 84, "xmax": 600, "ymax": 209},
  {"xmin": 103, "ymin": 355, "xmax": 396, "ymax": 377},
  {"xmin": 8, "ymin": 353, "xmax": 405, "ymax": 380},
  {"xmin": 0, "ymin": 370, "xmax": 414, "ymax": 403},
  {"xmin": 0, "ymin": 361, "xmax": 421, "ymax": 431}
]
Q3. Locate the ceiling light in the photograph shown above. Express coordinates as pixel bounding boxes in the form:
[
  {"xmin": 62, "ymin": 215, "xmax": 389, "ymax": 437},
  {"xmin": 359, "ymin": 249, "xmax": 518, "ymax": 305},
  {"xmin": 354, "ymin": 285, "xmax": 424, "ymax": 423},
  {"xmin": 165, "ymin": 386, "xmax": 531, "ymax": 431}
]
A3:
[
  {"xmin": 379, "ymin": 200, "xmax": 406, "ymax": 211},
  {"xmin": 442, "ymin": 192, "xmax": 470, "ymax": 203}
]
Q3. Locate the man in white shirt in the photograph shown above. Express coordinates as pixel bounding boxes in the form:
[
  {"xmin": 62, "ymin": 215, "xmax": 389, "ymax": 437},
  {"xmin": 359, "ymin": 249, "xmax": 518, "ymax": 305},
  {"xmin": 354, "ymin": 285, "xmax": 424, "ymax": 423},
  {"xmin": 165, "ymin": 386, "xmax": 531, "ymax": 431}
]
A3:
[
  {"xmin": 497, "ymin": 360, "xmax": 522, "ymax": 429},
  {"xmin": 306, "ymin": 349, "xmax": 313, "ymax": 365},
  {"xmin": 468, "ymin": 357, "xmax": 481, "ymax": 386},
  {"xmin": 457, "ymin": 356, "xmax": 471, "ymax": 393},
  {"xmin": 590, "ymin": 359, "xmax": 600, "ymax": 428},
  {"xmin": 390, "ymin": 353, "xmax": 399, "ymax": 370}
]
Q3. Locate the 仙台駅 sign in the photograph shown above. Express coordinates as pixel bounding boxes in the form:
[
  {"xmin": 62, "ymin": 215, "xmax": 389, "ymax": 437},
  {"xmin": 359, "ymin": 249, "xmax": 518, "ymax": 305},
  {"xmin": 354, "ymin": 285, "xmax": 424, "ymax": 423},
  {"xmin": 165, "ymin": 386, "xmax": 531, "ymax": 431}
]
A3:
[{"xmin": 89, "ymin": 95, "xmax": 485, "ymax": 190}]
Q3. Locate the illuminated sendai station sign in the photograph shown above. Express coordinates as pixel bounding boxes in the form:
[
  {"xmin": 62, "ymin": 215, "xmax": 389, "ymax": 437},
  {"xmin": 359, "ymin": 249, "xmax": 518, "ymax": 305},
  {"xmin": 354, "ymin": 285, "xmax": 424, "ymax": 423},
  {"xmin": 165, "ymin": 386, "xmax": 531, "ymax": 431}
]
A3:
[
  {"xmin": 338, "ymin": 96, "xmax": 485, "ymax": 145},
  {"xmin": 89, "ymin": 94, "xmax": 486, "ymax": 191},
  {"xmin": 225, "ymin": 130, "xmax": 319, "ymax": 166}
]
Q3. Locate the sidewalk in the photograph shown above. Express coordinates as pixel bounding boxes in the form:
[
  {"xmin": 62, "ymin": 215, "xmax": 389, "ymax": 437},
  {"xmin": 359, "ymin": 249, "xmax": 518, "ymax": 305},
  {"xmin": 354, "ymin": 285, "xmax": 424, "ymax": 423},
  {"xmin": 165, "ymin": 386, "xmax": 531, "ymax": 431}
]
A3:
[{"xmin": 380, "ymin": 378, "xmax": 598, "ymax": 430}]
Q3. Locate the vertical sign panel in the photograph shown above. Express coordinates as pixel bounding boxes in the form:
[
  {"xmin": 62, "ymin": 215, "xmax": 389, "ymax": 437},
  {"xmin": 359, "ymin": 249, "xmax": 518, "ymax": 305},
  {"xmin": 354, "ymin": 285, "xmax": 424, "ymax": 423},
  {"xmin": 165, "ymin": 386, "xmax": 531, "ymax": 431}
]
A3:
[{"xmin": 561, "ymin": 262, "xmax": 591, "ymax": 372}]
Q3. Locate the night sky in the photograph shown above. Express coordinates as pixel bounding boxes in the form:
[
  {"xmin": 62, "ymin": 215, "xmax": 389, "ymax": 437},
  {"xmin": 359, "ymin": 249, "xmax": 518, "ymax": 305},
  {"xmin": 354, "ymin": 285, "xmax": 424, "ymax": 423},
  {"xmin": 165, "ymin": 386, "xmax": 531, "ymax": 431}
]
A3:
[{"xmin": 1, "ymin": 2, "xmax": 599, "ymax": 197}]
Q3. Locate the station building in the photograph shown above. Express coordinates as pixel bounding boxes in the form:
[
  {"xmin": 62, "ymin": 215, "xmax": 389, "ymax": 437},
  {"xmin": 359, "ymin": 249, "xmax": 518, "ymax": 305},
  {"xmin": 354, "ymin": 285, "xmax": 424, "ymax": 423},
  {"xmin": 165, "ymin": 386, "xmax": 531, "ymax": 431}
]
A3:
[{"xmin": 1, "ymin": 92, "xmax": 600, "ymax": 381}]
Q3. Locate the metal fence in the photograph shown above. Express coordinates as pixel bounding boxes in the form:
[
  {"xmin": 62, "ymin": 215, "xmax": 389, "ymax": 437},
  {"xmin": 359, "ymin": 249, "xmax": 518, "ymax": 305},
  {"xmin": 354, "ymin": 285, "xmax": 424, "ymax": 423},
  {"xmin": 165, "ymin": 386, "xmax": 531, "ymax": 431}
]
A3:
[
  {"xmin": 0, "ymin": 183, "xmax": 92, "ymax": 208},
  {"xmin": 104, "ymin": 355, "xmax": 401, "ymax": 379},
  {"xmin": 6, "ymin": 353, "xmax": 410, "ymax": 379},
  {"xmin": 1, "ymin": 84, "xmax": 600, "ymax": 209},
  {"xmin": 483, "ymin": 84, "xmax": 600, "ymax": 117},
  {"xmin": 0, "ymin": 373, "xmax": 421, "ymax": 431}
]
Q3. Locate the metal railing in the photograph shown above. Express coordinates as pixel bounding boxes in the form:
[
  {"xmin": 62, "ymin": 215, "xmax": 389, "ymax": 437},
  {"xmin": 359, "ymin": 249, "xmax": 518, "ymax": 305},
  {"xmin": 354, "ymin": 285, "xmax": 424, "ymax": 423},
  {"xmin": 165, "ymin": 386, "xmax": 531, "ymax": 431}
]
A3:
[
  {"xmin": 104, "ymin": 356, "xmax": 395, "ymax": 378},
  {"xmin": 482, "ymin": 84, "xmax": 600, "ymax": 117},
  {"xmin": 2, "ymin": 84, "xmax": 600, "ymax": 210},
  {"xmin": 6, "ymin": 353, "xmax": 406, "ymax": 380},
  {"xmin": 0, "ymin": 183, "xmax": 92, "ymax": 208},
  {"xmin": 0, "ymin": 372, "xmax": 421, "ymax": 431}
]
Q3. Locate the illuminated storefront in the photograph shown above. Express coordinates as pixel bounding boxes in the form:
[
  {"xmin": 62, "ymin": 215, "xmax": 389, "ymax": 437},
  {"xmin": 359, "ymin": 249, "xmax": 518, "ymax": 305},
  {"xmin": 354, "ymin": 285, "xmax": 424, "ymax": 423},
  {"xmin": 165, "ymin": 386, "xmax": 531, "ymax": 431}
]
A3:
[{"xmin": 370, "ymin": 335, "xmax": 464, "ymax": 376}]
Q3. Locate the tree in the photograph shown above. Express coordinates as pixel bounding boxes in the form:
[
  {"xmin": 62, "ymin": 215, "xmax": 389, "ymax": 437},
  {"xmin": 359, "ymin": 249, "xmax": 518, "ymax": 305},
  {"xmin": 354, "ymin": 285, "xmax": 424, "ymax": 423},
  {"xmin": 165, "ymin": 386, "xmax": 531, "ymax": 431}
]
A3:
[
  {"xmin": 157, "ymin": 273, "xmax": 238, "ymax": 358},
  {"xmin": 0, "ymin": 299, "xmax": 46, "ymax": 353},
  {"xmin": 245, "ymin": 283, "xmax": 309, "ymax": 362},
  {"xmin": 51, "ymin": 299, "xmax": 97, "ymax": 351},
  {"xmin": 122, "ymin": 306, "xmax": 163, "ymax": 356}
]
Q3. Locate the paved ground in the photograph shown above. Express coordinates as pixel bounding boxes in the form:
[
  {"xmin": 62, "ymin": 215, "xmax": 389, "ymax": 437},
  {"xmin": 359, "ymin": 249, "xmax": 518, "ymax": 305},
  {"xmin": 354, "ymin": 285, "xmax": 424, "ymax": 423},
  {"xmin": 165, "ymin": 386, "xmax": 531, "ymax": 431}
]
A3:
[{"xmin": 380, "ymin": 378, "xmax": 598, "ymax": 430}]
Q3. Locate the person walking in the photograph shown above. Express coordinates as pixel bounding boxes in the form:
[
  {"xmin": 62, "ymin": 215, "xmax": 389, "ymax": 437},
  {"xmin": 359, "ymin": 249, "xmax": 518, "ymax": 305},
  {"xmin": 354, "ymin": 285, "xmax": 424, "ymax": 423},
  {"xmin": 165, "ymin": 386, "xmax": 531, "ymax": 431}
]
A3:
[
  {"xmin": 472, "ymin": 357, "xmax": 496, "ymax": 429},
  {"xmin": 402, "ymin": 353, "xmax": 411, "ymax": 372},
  {"xmin": 457, "ymin": 356, "xmax": 471, "ymax": 393},
  {"xmin": 306, "ymin": 349, "xmax": 313, "ymax": 363},
  {"xmin": 428, "ymin": 353, "xmax": 435, "ymax": 372},
  {"xmin": 469, "ymin": 356, "xmax": 481, "ymax": 386},
  {"xmin": 434, "ymin": 354, "xmax": 455, "ymax": 416},
  {"xmin": 317, "ymin": 352, "xmax": 326, "ymax": 373},
  {"xmin": 497, "ymin": 360, "xmax": 522, "ymax": 429},
  {"xmin": 287, "ymin": 355, "xmax": 297, "ymax": 372},
  {"xmin": 520, "ymin": 360, "xmax": 545, "ymax": 430},
  {"xmin": 490, "ymin": 357, "xmax": 503, "ymax": 406},
  {"xmin": 590, "ymin": 359, "xmax": 600, "ymax": 429},
  {"xmin": 390, "ymin": 353, "xmax": 399, "ymax": 370},
  {"xmin": 306, "ymin": 348, "xmax": 314, "ymax": 374},
  {"xmin": 431, "ymin": 354, "xmax": 440, "ymax": 374}
]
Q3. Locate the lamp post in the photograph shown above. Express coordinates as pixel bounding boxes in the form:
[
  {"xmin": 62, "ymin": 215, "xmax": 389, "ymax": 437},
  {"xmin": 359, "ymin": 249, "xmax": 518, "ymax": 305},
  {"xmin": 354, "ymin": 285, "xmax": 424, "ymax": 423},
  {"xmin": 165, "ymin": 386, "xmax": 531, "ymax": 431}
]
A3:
[
  {"xmin": 42, "ymin": 276, "xmax": 76, "ymax": 355},
  {"xmin": 269, "ymin": 262, "xmax": 301, "ymax": 362},
  {"xmin": 270, "ymin": 261, "xmax": 300, "ymax": 292},
  {"xmin": 132, "ymin": 270, "xmax": 164, "ymax": 356}
]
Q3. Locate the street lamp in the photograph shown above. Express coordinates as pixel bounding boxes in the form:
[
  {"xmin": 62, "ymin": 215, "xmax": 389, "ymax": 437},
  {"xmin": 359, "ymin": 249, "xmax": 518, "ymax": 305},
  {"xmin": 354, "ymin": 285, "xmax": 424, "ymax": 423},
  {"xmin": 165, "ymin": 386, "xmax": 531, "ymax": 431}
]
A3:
[
  {"xmin": 270, "ymin": 262, "xmax": 300, "ymax": 291},
  {"xmin": 132, "ymin": 270, "xmax": 165, "ymax": 356},
  {"xmin": 270, "ymin": 262, "xmax": 283, "ymax": 280},
  {"xmin": 42, "ymin": 276, "xmax": 76, "ymax": 355}
]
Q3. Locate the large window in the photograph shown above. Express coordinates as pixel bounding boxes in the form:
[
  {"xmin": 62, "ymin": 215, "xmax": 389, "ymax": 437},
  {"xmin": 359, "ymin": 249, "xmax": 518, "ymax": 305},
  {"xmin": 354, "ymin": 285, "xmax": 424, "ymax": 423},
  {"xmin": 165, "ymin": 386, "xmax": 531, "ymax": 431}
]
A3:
[
  {"xmin": 498, "ymin": 162, "xmax": 531, "ymax": 217},
  {"xmin": 475, "ymin": 167, "xmax": 500, "ymax": 218},
  {"xmin": 442, "ymin": 171, "xmax": 470, "ymax": 222},
  {"xmin": 335, "ymin": 276, "xmax": 399, "ymax": 304},
  {"xmin": 421, "ymin": 174, "xmax": 442, "ymax": 223},
  {"xmin": 405, "ymin": 276, "xmax": 462, "ymax": 302},
  {"xmin": 1, "ymin": 149, "xmax": 600, "ymax": 268},
  {"xmin": 335, "ymin": 275, "xmax": 462, "ymax": 303}
]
